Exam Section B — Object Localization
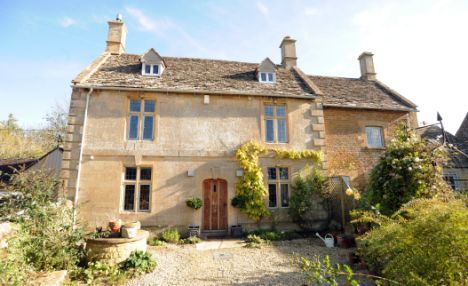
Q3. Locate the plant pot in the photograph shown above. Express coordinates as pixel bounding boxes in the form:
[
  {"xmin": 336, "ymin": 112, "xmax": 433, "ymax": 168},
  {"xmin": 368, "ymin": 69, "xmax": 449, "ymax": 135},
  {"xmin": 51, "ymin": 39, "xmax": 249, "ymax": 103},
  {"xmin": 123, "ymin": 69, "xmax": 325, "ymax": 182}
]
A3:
[
  {"xmin": 121, "ymin": 227, "xmax": 137, "ymax": 238},
  {"xmin": 336, "ymin": 234, "xmax": 351, "ymax": 248},
  {"xmin": 188, "ymin": 225, "xmax": 200, "ymax": 237},
  {"xmin": 124, "ymin": 221, "xmax": 141, "ymax": 229},
  {"xmin": 108, "ymin": 219, "xmax": 122, "ymax": 233},
  {"xmin": 231, "ymin": 225, "xmax": 243, "ymax": 238}
]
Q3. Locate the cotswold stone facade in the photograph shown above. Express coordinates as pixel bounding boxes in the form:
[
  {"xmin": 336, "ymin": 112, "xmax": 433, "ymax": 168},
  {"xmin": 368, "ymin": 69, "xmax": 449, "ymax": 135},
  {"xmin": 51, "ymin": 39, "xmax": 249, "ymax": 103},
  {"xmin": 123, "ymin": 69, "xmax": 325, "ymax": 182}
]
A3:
[{"xmin": 61, "ymin": 17, "xmax": 418, "ymax": 231}]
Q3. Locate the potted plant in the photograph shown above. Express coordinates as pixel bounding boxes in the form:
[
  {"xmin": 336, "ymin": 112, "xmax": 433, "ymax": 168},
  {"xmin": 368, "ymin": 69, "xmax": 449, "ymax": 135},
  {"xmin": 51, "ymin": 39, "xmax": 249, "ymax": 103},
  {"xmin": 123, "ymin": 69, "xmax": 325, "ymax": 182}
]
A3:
[
  {"xmin": 108, "ymin": 219, "xmax": 122, "ymax": 233},
  {"xmin": 186, "ymin": 197, "xmax": 203, "ymax": 210}
]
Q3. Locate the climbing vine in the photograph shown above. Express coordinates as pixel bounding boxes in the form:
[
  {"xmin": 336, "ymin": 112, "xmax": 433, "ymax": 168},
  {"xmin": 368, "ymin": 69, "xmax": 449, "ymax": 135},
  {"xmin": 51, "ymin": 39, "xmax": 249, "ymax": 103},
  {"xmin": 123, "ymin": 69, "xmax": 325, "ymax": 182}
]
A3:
[{"xmin": 233, "ymin": 140, "xmax": 323, "ymax": 221}]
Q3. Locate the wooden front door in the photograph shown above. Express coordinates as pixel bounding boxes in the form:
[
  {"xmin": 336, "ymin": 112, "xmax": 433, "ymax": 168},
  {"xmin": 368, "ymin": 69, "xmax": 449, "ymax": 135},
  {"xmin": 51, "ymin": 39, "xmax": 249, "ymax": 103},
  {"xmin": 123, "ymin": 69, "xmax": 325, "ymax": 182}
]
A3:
[{"xmin": 203, "ymin": 179, "xmax": 228, "ymax": 231}]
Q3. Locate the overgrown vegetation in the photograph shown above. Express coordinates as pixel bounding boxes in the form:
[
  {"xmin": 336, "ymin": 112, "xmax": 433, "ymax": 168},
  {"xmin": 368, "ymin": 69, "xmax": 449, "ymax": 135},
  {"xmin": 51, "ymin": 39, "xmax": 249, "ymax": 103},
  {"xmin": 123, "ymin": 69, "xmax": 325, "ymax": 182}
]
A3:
[
  {"xmin": 246, "ymin": 228, "xmax": 300, "ymax": 241},
  {"xmin": 185, "ymin": 196, "xmax": 203, "ymax": 210},
  {"xmin": 160, "ymin": 228, "xmax": 180, "ymax": 243},
  {"xmin": 355, "ymin": 198, "xmax": 468, "ymax": 285},
  {"xmin": 0, "ymin": 171, "xmax": 85, "ymax": 285},
  {"xmin": 120, "ymin": 250, "xmax": 157, "ymax": 276},
  {"xmin": 234, "ymin": 140, "xmax": 322, "ymax": 221},
  {"xmin": 148, "ymin": 237, "xmax": 166, "ymax": 246},
  {"xmin": 244, "ymin": 234, "xmax": 265, "ymax": 248},
  {"xmin": 180, "ymin": 236, "xmax": 201, "ymax": 244},
  {"xmin": 366, "ymin": 124, "xmax": 452, "ymax": 214}
]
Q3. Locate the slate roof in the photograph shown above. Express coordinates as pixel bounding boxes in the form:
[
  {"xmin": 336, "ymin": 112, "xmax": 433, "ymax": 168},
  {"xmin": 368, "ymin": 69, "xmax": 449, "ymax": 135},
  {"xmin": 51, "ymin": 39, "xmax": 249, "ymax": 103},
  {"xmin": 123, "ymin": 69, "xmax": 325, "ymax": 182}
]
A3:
[
  {"xmin": 417, "ymin": 124, "xmax": 468, "ymax": 168},
  {"xmin": 76, "ymin": 53, "xmax": 416, "ymax": 111},
  {"xmin": 309, "ymin": 75, "xmax": 416, "ymax": 111},
  {"xmin": 455, "ymin": 112, "xmax": 468, "ymax": 142},
  {"xmin": 80, "ymin": 54, "xmax": 315, "ymax": 98}
]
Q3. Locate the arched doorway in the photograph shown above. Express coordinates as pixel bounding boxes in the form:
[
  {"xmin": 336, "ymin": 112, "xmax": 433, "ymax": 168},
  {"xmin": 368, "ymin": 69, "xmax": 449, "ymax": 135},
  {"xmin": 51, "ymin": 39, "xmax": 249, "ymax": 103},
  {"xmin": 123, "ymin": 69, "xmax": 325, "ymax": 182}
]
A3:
[{"xmin": 202, "ymin": 179, "xmax": 228, "ymax": 231}]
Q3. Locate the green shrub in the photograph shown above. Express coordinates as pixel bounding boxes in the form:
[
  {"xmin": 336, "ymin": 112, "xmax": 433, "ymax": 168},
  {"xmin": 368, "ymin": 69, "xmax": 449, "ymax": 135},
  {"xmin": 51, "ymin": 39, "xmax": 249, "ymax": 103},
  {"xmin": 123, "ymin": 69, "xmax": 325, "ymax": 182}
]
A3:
[
  {"xmin": 246, "ymin": 229, "xmax": 291, "ymax": 241},
  {"xmin": 185, "ymin": 197, "xmax": 203, "ymax": 209},
  {"xmin": 244, "ymin": 234, "xmax": 265, "ymax": 248},
  {"xmin": 148, "ymin": 237, "xmax": 166, "ymax": 246},
  {"xmin": 298, "ymin": 255, "xmax": 359, "ymax": 286},
  {"xmin": 120, "ymin": 250, "xmax": 157, "ymax": 276},
  {"xmin": 0, "ymin": 171, "xmax": 85, "ymax": 283},
  {"xmin": 180, "ymin": 236, "xmax": 201, "ymax": 244},
  {"xmin": 357, "ymin": 198, "xmax": 468, "ymax": 285},
  {"xmin": 160, "ymin": 228, "xmax": 180, "ymax": 243},
  {"xmin": 81, "ymin": 261, "xmax": 126, "ymax": 285},
  {"xmin": 367, "ymin": 124, "xmax": 452, "ymax": 215}
]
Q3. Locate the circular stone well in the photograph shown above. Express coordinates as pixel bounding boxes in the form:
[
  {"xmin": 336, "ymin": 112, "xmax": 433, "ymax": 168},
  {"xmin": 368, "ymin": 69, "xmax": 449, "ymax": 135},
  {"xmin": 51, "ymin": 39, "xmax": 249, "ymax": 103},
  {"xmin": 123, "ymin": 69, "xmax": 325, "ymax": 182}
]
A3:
[{"xmin": 86, "ymin": 230, "xmax": 149, "ymax": 265}]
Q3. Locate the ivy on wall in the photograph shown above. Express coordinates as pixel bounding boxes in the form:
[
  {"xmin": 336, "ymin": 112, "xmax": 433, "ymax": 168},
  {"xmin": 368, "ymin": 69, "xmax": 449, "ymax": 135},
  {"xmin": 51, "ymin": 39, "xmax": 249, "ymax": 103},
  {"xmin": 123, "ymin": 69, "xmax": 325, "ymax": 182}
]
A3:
[{"xmin": 234, "ymin": 140, "xmax": 323, "ymax": 221}]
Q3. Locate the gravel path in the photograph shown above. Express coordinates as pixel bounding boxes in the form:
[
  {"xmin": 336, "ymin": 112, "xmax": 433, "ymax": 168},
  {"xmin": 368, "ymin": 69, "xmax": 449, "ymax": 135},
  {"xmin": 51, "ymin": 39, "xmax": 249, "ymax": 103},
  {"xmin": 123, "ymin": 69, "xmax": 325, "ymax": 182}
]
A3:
[{"xmin": 127, "ymin": 238, "xmax": 358, "ymax": 286}]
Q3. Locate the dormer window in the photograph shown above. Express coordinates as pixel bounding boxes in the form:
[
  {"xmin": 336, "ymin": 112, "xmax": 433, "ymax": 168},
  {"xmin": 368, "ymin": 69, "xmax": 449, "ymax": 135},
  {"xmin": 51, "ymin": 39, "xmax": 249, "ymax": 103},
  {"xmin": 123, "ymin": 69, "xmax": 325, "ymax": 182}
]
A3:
[
  {"xmin": 143, "ymin": 64, "xmax": 161, "ymax": 76},
  {"xmin": 141, "ymin": 48, "xmax": 166, "ymax": 77},
  {"xmin": 257, "ymin": 57, "xmax": 277, "ymax": 84},
  {"xmin": 259, "ymin": 72, "xmax": 275, "ymax": 83}
]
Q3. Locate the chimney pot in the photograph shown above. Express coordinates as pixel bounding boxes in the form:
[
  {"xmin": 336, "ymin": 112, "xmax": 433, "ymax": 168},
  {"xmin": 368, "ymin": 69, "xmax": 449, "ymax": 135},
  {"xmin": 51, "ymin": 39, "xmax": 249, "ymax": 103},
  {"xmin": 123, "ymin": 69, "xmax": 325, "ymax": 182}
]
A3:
[
  {"xmin": 106, "ymin": 18, "xmax": 127, "ymax": 55},
  {"xmin": 358, "ymin": 52, "xmax": 376, "ymax": 80},
  {"xmin": 279, "ymin": 36, "xmax": 297, "ymax": 69}
]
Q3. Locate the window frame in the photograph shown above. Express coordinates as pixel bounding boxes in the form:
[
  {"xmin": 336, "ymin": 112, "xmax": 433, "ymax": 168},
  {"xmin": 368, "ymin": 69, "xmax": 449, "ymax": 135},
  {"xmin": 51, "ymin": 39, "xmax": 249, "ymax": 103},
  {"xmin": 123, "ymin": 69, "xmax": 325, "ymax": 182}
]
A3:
[
  {"xmin": 266, "ymin": 166, "xmax": 290, "ymax": 209},
  {"xmin": 122, "ymin": 166, "xmax": 152, "ymax": 213},
  {"xmin": 443, "ymin": 173, "xmax": 460, "ymax": 191},
  {"xmin": 365, "ymin": 126, "xmax": 385, "ymax": 149},
  {"xmin": 142, "ymin": 63, "xmax": 162, "ymax": 76},
  {"xmin": 263, "ymin": 102, "xmax": 289, "ymax": 144},
  {"xmin": 258, "ymin": 72, "xmax": 276, "ymax": 83},
  {"xmin": 126, "ymin": 98, "xmax": 157, "ymax": 142}
]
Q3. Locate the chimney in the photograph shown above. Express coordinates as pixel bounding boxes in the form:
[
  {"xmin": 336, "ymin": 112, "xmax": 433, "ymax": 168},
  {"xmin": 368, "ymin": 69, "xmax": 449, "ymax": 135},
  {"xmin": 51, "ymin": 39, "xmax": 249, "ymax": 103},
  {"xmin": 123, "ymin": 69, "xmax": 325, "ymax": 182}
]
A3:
[
  {"xmin": 279, "ymin": 36, "xmax": 297, "ymax": 69},
  {"xmin": 358, "ymin": 52, "xmax": 376, "ymax": 80},
  {"xmin": 106, "ymin": 14, "xmax": 127, "ymax": 55}
]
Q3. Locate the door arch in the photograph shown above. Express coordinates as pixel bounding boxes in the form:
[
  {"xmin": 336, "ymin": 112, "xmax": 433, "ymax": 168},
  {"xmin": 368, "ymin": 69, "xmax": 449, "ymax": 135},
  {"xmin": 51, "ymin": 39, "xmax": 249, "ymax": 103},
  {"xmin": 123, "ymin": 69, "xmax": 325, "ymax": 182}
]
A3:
[{"xmin": 202, "ymin": 179, "xmax": 228, "ymax": 231}]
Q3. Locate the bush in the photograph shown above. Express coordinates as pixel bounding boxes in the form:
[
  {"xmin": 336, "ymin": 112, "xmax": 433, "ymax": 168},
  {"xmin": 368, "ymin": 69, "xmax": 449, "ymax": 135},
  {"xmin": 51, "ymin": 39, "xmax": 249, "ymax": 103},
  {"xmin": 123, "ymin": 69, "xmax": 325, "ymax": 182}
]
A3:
[
  {"xmin": 160, "ymin": 228, "xmax": 180, "ymax": 243},
  {"xmin": 0, "ymin": 171, "xmax": 85, "ymax": 284},
  {"xmin": 180, "ymin": 236, "xmax": 201, "ymax": 244},
  {"xmin": 185, "ymin": 197, "xmax": 203, "ymax": 210},
  {"xmin": 148, "ymin": 237, "xmax": 166, "ymax": 246},
  {"xmin": 246, "ymin": 229, "xmax": 291, "ymax": 241},
  {"xmin": 120, "ymin": 250, "xmax": 157, "ymax": 276},
  {"xmin": 367, "ymin": 124, "xmax": 452, "ymax": 215},
  {"xmin": 357, "ymin": 198, "xmax": 468, "ymax": 285},
  {"xmin": 81, "ymin": 261, "xmax": 126, "ymax": 285},
  {"xmin": 244, "ymin": 234, "xmax": 265, "ymax": 248}
]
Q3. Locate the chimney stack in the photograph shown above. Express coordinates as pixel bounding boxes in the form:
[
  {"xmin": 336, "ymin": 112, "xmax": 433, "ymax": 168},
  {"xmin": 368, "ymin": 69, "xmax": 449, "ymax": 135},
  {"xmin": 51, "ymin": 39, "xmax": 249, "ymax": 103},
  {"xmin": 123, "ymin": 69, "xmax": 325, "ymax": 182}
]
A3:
[
  {"xmin": 358, "ymin": 52, "xmax": 376, "ymax": 80},
  {"xmin": 106, "ymin": 14, "xmax": 127, "ymax": 55},
  {"xmin": 279, "ymin": 36, "xmax": 297, "ymax": 69}
]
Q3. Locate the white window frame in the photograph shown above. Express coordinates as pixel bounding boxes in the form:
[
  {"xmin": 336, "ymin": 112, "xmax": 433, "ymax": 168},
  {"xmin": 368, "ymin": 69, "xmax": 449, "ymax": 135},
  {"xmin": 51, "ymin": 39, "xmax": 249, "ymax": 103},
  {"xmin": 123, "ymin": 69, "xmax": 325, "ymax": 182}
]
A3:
[
  {"xmin": 443, "ymin": 173, "xmax": 460, "ymax": 191},
  {"xmin": 259, "ymin": 72, "xmax": 276, "ymax": 83},
  {"xmin": 142, "ymin": 63, "xmax": 163, "ymax": 76},
  {"xmin": 267, "ymin": 167, "xmax": 290, "ymax": 208},
  {"xmin": 365, "ymin": 126, "xmax": 384, "ymax": 148},
  {"xmin": 122, "ymin": 167, "xmax": 152, "ymax": 213}
]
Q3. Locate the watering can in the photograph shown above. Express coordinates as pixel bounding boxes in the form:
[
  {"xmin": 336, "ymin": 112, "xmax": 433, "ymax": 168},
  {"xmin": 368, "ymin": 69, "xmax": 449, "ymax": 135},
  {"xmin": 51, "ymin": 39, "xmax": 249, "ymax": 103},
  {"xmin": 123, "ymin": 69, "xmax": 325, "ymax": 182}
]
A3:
[{"xmin": 316, "ymin": 232, "xmax": 334, "ymax": 248}]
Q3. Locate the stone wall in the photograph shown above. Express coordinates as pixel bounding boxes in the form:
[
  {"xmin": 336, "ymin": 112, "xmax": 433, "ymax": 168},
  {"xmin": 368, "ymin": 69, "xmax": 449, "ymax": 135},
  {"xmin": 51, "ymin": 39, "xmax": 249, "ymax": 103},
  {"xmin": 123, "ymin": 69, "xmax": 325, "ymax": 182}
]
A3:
[{"xmin": 323, "ymin": 107, "xmax": 415, "ymax": 187}]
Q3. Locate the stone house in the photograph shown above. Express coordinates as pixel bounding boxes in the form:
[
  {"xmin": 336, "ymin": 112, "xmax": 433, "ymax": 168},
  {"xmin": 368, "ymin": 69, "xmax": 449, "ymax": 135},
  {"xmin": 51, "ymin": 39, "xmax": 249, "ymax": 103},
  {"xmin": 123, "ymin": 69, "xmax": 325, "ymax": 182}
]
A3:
[
  {"xmin": 61, "ymin": 18, "xmax": 417, "ymax": 232},
  {"xmin": 417, "ymin": 114, "xmax": 468, "ymax": 191}
]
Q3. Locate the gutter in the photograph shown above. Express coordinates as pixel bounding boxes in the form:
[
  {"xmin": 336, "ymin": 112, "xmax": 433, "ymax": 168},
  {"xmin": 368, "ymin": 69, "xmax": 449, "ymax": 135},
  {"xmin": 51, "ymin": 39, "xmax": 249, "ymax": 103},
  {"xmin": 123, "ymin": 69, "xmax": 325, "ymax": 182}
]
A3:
[
  {"xmin": 73, "ymin": 87, "xmax": 93, "ymax": 226},
  {"xmin": 72, "ymin": 84, "xmax": 317, "ymax": 100}
]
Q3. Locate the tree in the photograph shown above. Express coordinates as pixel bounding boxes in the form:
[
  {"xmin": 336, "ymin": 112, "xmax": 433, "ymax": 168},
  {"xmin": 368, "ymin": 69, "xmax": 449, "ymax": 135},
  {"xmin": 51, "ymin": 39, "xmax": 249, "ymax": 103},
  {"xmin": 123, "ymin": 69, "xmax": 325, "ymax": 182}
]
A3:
[{"xmin": 366, "ymin": 124, "xmax": 452, "ymax": 215}]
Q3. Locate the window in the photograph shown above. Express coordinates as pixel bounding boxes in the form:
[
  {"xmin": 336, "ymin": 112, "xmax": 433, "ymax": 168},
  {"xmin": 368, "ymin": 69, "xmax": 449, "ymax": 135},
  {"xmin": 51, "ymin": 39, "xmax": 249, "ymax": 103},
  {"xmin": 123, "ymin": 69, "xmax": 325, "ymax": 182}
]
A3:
[
  {"xmin": 366, "ymin": 126, "xmax": 384, "ymax": 148},
  {"xmin": 264, "ymin": 104, "xmax": 288, "ymax": 143},
  {"xmin": 123, "ymin": 167, "xmax": 152, "ymax": 212},
  {"xmin": 142, "ymin": 63, "xmax": 161, "ymax": 76},
  {"xmin": 267, "ymin": 167, "xmax": 290, "ymax": 208},
  {"xmin": 128, "ymin": 99, "xmax": 156, "ymax": 141},
  {"xmin": 443, "ymin": 174, "xmax": 459, "ymax": 190},
  {"xmin": 259, "ymin": 72, "xmax": 276, "ymax": 83}
]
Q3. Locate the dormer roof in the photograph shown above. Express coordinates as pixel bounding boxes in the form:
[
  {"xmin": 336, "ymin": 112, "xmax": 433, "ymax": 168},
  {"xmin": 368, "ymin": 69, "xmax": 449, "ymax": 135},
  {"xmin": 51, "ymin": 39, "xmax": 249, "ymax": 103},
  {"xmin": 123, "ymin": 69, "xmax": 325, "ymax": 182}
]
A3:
[
  {"xmin": 141, "ymin": 48, "xmax": 166, "ymax": 67},
  {"xmin": 258, "ymin": 57, "xmax": 276, "ymax": 73}
]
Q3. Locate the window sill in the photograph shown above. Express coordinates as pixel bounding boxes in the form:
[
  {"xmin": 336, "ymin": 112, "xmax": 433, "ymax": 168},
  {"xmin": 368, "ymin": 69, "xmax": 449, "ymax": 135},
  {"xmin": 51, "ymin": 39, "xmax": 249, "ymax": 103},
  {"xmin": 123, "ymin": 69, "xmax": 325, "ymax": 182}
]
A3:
[{"xmin": 364, "ymin": 146, "xmax": 386, "ymax": 150}]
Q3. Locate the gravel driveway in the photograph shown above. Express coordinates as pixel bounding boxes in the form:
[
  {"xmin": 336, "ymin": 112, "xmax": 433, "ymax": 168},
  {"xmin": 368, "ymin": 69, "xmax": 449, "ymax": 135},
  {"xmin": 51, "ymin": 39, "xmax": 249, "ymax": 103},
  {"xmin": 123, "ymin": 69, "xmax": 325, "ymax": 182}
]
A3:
[{"xmin": 127, "ymin": 238, "xmax": 357, "ymax": 286}]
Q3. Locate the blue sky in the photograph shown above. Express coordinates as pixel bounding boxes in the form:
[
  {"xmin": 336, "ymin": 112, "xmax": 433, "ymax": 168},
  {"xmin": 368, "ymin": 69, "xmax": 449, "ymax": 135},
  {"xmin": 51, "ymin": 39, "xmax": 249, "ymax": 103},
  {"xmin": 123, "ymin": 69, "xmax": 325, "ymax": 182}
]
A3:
[{"xmin": 0, "ymin": 0, "xmax": 467, "ymax": 133}]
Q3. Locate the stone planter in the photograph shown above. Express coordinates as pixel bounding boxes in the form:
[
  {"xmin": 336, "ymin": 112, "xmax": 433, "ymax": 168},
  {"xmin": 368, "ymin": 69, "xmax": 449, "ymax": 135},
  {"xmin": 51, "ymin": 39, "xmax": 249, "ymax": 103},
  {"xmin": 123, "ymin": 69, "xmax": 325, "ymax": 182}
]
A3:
[{"xmin": 86, "ymin": 230, "xmax": 149, "ymax": 265}]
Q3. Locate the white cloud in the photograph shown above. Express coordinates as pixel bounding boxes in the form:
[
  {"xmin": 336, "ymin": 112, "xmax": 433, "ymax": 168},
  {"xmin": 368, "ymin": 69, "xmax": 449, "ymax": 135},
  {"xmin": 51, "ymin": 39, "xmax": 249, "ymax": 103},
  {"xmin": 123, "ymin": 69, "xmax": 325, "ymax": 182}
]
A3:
[
  {"xmin": 256, "ymin": 2, "xmax": 269, "ymax": 16},
  {"xmin": 60, "ymin": 17, "xmax": 77, "ymax": 28}
]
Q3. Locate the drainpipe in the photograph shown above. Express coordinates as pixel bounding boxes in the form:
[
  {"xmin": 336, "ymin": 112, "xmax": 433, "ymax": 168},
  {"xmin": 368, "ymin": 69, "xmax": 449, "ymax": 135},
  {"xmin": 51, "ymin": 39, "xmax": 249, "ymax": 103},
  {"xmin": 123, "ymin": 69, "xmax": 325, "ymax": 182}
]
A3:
[{"xmin": 73, "ymin": 87, "xmax": 93, "ymax": 226}]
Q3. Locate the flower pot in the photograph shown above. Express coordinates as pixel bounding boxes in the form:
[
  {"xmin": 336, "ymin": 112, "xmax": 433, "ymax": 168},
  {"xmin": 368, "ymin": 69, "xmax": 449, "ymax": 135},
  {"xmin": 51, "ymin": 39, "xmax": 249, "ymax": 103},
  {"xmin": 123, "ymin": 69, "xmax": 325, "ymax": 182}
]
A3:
[
  {"xmin": 124, "ymin": 221, "xmax": 141, "ymax": 230},
  {"xmin": 121, "ymin": 227, "xmax": 137, "ymax": 238},
  {"xmin": 231, "ymin": 225, "xmax": 243, "ymax": 238},
  {"xmin": 108, "ymin": 219, "xmax": 122, "ymax": 233}
]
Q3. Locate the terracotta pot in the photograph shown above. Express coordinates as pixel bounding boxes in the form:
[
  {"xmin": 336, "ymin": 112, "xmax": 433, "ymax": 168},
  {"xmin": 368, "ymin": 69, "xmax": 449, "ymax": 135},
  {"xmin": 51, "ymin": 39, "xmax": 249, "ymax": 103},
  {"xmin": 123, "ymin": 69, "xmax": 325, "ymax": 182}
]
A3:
[{"xmin": 108, "ymin": 219, "xmax": 122, "ymax": 233}]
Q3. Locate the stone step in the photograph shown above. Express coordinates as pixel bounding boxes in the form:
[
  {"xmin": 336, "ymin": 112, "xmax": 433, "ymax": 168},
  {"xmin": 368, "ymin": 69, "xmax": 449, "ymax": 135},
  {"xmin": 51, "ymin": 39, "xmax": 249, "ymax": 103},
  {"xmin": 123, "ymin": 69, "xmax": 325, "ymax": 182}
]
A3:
[{"xmin": 200, "ymin": 230, "xmax": 229, "ymax": 239}]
